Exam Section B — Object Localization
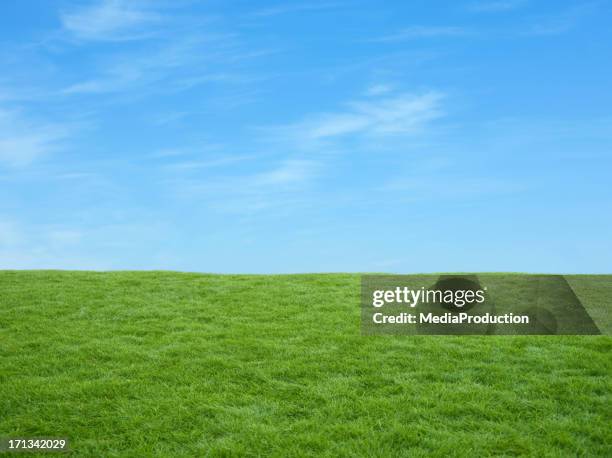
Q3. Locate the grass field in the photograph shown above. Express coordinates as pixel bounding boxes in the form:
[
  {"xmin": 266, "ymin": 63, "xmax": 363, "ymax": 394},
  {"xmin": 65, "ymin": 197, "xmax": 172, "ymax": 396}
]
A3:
[{"xmin": 0, "ymin": 271, "xmax": 610, "ymax": 456}]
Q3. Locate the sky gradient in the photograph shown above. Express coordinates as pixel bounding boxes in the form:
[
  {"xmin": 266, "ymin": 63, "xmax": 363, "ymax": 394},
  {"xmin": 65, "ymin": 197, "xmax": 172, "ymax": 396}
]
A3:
[{"xmin": 1, "ymin": 0, "xmax": 611, "ymax": 273}]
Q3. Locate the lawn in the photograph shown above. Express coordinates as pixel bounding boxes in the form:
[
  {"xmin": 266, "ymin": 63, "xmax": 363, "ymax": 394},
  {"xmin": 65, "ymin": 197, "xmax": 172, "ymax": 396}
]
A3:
[{"xmin": 0, "ymin": 271, "xmax": 610, "ymax": 456}]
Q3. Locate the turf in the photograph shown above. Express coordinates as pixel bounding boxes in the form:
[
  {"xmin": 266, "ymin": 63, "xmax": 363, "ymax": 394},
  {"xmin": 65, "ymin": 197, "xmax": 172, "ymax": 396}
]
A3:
[{"xmin": 0, "ymin": 271, "xmax": 610, "ymax": 457}]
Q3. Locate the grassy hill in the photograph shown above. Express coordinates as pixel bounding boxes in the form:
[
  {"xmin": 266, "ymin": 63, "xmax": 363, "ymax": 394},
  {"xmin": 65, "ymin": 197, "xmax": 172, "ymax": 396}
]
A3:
[{"xmin": 1, "ymin": 271, "xmax": 610, "ymax": 456}]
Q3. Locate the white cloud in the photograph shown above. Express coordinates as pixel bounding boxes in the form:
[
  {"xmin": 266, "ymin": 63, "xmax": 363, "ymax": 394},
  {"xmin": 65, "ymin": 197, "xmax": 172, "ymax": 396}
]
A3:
[
  {"xmin": 467, "ymin": 0, "xmax": 527, "ymax": 13},
  {"xmin": 381, "ymin": 175, "xmax": 525, "ymax": 200},
  {"xmin": 374, "ymin": 26, "xmax": 468, "ymax": 42},
  {"xmin": 0, "ymin": 218, "xmax": 170, "ymax": 270},
  {"xmin": 182, "ymin": 159, "xmax": 319, "ymax": 193},
  {"xmin": 252, "ymin": 160, "xmax": 318, "ymax": 186},
  {"xmin": 47, "ymin": 230, "xmax": 83, "ymax": 245},
  {"xmin": 167, "ymin": 159, "xmax": 321, "ymax": 214},
  {"xmin": 61, "ymin": 33, "xmax": 242, "ymax": 95},
  {"xmin": 276, "ymin": 92, "xmax": 444, "ymax": 142},
  {"xmin": 55, "ymin": 5, "xmax": 269, "ymax": 99},
  {"xmin": 522, "ymin": 3, "xmax": 596, "ymax": 36},
  {"xmin": 0, "ymin": 109, "xmax": 71, "ymax": 167},
  {"xmin": 61, "ymin": 0, "xmax": 161, "ymax": 42},
  {"xmin": 163, "ymin": 155, "xmax": 253, "ymax": 171},
  {"xmin": 62, "ymin": 80, "xmax": 116, "ymax": 95},
  {"xmin": 365, "ymin": 84, "xmax": 394, "ymax": 97},
  {"xmin": 0, "ymin": 220, "xmax": 23, "ymax": 249},
  {"xmin": 251, "ymin": 2, "xmax": 343, "ymax": 17}
]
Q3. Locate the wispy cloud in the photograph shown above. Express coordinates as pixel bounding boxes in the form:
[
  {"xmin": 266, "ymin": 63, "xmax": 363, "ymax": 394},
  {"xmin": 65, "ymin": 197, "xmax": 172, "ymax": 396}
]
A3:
[
  {"xmin": 373, "ymin": 26, "xmax": 469, "ymax": 42},
  {"xmin": 182, "ymin": 159, "xmax": 319, "ymax": 193},
  {"xmin": 60, "ymin": 32, "xmax": 253, "ymax": 96},
  {"xmin": 523, "ymin": 3, "xmax": 595, "ymax": 36},
  {"xmin": 251, "ymin": 2, "xmax": 343, "ymax": 17},
  {"xmin": 0, "ymin": 216, "xmax": 173, "ymax": 270},
  {"xmin": 0, "ymin": 219, "xmax": 23, "ymax": 249},
  {"xmin": 381, "ymin": 175, "xmax": 525, "ymax": 200},
  {"xmin": 162, "ymin": 155, "xmax": 253, "ymax": 171},
  {"xmin": 60, "ymin": 0, "xmax": 161, "ymax": 42},
  {"xmin": 364, "ymin": 84, "xmax": 394, "ymax": 97},
  {"xmin": 467, "ymin": 0, "xmax": 527, "ymax": 13},
  {"xmin": 252, "ymin": 159, "xmax": 318, "ymax": 186},
  {"xmin": 0, "ymin": 109, "xmax": 72, "ymax": 167},
  {"xmin": 168, "ymin": 159, "xmax": 321, "ymax": 214},
  {"xmin": 272, "ymin": 92, "xmax": 444, "ymax": 143}
]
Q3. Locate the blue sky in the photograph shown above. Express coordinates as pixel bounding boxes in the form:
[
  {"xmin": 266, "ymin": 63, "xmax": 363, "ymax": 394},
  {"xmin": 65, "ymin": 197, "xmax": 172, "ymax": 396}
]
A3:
[{"xmin": 1, "ymin": 0, "xmax": 611, "ymax": 273}]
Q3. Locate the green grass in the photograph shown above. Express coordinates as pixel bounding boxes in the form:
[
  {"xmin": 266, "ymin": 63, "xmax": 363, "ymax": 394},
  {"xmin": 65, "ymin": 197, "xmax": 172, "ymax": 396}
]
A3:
[{"xmin": 0, "ymin": 271, "xmax": 610, "ymax": 457}]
